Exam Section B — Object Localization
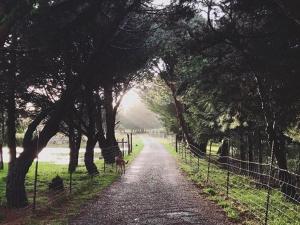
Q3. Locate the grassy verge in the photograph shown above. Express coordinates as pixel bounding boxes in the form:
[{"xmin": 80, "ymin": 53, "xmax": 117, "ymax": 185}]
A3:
[
  {"xmin": 0, "ymin": 136, "xmax": 144, "ymax": 225},
  {"xmin": 161, "ymin": 139, "xmax": 300, "ymax": 225}
]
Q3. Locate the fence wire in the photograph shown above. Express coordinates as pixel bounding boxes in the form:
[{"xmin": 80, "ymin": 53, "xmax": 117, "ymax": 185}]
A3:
[
  {"xmin": 173, "ymin": 139, "xmax": 300, "ymax": 225},
  {"xmin": 0, "ymin": 135, "xmax": 134, "ymax": 224}
]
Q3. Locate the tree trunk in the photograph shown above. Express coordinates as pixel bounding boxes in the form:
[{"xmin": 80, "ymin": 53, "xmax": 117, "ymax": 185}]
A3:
[
  {"xmin": 274, "ymin": 132, "xmax": 297, "ymax": 200},
  {"xmin": 1, "ymin": 111, "xmax": 5, "ymax": 144},
  {"xmin": 0, "ymin": 110, "xmax": 4, "ymax": 169},
  {"xmin": 83, "ymin": 86, "xmax": 99, "ymax": 174},
  {"xmin": 5, "ymin": 148, "xmax": 34, "ymax": 207},
  {"xmin": 248, "ymin": 132, "xmax": 254, "ymax": 176},
  {"xmin": 256, "ymin": 130, "xmax": 263, "ymax": 182},
  {"xmin": 199, "ymin": 140, "xmax": 208, "ymax": 154},
  {"xmin": 7, "ymin": 53, "xmax": 17, "ymax": 166},
  {"xmin": 0, "ymin": 144, "xmax": 3, "ymax": 169},
  {"xmin": 101, "ymin": 84, "xmax": 120, "ymax": 163},
  {"xmin": 6, "ymin": 80, "xmax": 79, "ymax": 208},
  {"xmin": 239, "ymin": 132, "xmax": 247, "ymax": 174},
  {"xmin": 218, "ymin": 139, "xmax": 229, "ymax": 164},
  {"xmin": 68, "ymin": 125, "xmax": 81, "ymax": 173},
  {"xmin": 104, "ymin": 85, "xmax": 118, "ymax": 146},
  {"xmin": 84, "ymin": 136, "xmax": 98, "ymax": 175},
  {"xmin": 162, "ymin": 79, "xmax": 200, "ymax": 154}
]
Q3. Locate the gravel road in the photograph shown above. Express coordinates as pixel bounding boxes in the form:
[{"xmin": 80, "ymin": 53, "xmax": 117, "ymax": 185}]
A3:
[{"xmin": 70, "ymin": 137, "xmax": 234, "ymax": 225}]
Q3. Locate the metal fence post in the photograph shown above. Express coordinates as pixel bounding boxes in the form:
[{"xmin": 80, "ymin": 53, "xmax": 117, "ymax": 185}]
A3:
[
  {"xmin": 207, "ymin": 141, "xmax": 212, "ymax": 183},
  {"xmin": 264, "ymin": 139, "xmax": 276, "ymax": 225},
  {"xmin": 226, "ymin": 140, "xmax": 231, "ymax": 198},
  {"xmin": 226, "ymin": 163, "xmax": 230, "ymax": 198},
  {"xmin": 127, "ymin": 133, "xmax": 130, "ymax": 155}
]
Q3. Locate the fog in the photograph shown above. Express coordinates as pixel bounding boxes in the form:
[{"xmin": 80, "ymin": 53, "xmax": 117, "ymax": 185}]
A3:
[{"xmin": 117, "ymin": 89, "xmax": 162, "ymax": 129}]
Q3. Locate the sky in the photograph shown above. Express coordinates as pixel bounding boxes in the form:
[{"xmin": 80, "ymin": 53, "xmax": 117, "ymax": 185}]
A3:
[
  {"xmin": 119, "ymin": 88, "xmax": 141, "ymax": 112},
  {"xmin": 152, "ymin": 0, "xmax": 171, "ymax": 7}
]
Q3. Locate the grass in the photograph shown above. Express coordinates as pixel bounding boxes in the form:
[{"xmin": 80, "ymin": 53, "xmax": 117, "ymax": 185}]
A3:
[
  {"xmin": 0, "ymin": 136, "xmax": 144, "ymax": 225},
  {"xmin": 0, "ymin": 165, "xmax": 6, "ymax": 205},
  {"xmin": 161, "ymin": 138, "xmax": 300, "ymax": 225}
]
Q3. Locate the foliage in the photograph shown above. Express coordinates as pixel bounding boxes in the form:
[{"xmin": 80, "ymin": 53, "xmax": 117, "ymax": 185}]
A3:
[
  {"xmin": 162, "ymin": 140, "xmax": 300, "ymax": 225},
  {"xmin": 140, "ymin": 78, "xmax": 179, "ymax": 133}
]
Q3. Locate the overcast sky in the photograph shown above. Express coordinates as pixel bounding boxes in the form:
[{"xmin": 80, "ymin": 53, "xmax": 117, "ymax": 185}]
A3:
[{"xmin": 152, "ymin": 0, "xmax": 171, "ymax": 7}]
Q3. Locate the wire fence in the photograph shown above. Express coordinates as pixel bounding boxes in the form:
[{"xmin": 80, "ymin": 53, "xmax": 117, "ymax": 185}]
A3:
[
  {"xmin": 0, "ymin": 133, "xmax": 134, "ymax": 225},
  {"xmin": 171, "ymin": 137, "xmax": 300, "ymax": 225}
]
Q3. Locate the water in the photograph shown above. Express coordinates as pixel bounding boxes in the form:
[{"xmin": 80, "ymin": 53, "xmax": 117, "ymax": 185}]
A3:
[{"xmin": 1, "ymin": 147, "xmax": 102, "ymax": 164}]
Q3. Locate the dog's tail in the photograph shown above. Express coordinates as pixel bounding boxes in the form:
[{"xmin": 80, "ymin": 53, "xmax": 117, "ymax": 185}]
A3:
[{"xmin": 125, "ymin": 161, "xmax": 129, "ymax": 164}]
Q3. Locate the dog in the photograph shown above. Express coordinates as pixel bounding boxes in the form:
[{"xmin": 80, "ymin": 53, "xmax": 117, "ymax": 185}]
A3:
[{"xmin": 115, "ymin": 153, "xmax": 128, "ymax": 174}]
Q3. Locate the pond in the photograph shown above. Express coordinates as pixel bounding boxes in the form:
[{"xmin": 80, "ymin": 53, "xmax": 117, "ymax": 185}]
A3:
[{"xmin": 1, "ymin": 147, "xmax": 102, "ymax": 164}]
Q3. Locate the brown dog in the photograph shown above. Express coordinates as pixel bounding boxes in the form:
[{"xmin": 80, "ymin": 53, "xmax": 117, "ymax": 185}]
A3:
[{"xmin": 115, "ymin": 153, "xmax": 128, "ymax": 174}]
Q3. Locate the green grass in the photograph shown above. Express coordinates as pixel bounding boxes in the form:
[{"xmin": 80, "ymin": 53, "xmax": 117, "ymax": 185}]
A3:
[
  {"xmin": 0, "ymin": 165, "xmax": 6, "ymax": 205},
  {"xmin": 0, "ymin": 136, "xmax": 144, "ymax": 225},
  {"xmin": 161, "ymin": 139, "xmax": 300, "ymax": 225}
]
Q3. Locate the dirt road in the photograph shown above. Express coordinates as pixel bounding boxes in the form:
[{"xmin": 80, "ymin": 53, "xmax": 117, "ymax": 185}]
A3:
[{"xmin": 71, "ymin": 137, "xmax": 233, "ymax": 225}]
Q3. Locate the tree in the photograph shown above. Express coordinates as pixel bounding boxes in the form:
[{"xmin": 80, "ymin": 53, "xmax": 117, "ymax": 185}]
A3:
[
  {"xmin": 197, "ymin": 0, "xmax": 300, "ymax": 196},
  {"xmin": 5, "ymin": 0, "xmax": 151, "ymax": 208},
  {"xmin": 141, "ymin": 78, "xmax": 179, "ymax": 133}
]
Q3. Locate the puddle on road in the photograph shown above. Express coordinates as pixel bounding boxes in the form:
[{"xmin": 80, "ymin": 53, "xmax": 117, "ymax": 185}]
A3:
[
  {"xmin": 166, "ymin": 211, "xmax": 200, "ymax": 224},
  {"xmin": 166, "ymin": 211, "xmax": 194, "ymax": 218}
]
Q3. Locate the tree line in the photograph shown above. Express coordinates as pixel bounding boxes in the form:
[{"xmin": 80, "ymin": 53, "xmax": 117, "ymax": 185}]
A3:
[
  {"xmin": 1, "ymin": 0, "xmax": 300, "ymax": 208},
  {"xmin": 0, "ymin": 0, "xmax": 191, "ymax": 208},
  {"xmin": 141, "ymin": 0, "xmax": 300, "ymax": 199}
]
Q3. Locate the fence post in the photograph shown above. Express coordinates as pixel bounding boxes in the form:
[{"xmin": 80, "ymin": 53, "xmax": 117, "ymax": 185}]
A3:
[
  {"xmin": 264, "ymin": 138, "xmax": 276, "ymax": 225},
  {"xmin": 69, "ymin": 172, "xmax": 73, "ymax": 194},
  {"xmin": 207, "ymin": 141, "xmax": 212, "ymax": 183},
  {"xmin": 130, "ymin": 133, "xmax": 133, "ymax": 153},
  {"xmin": 127, "ymin": 133, "xmax": 130, "ymax": 155},
  {"xmin": 226, "ymin": 140, "xmax": 231, "ymax": 198},
  {"xmin": 122, "ymin": 138, "xmax": 125, "ymax": 157},
  {"xmin": 181, "ymin": 142, "xmax": 184, "ymax": 159},
  {"xmin": 226, "ymin": 163, "xmax": 230, "ymax": 198},
  {"xmin": 175, "ymin": 135, "xmax": 178, "ymax": 153}
]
